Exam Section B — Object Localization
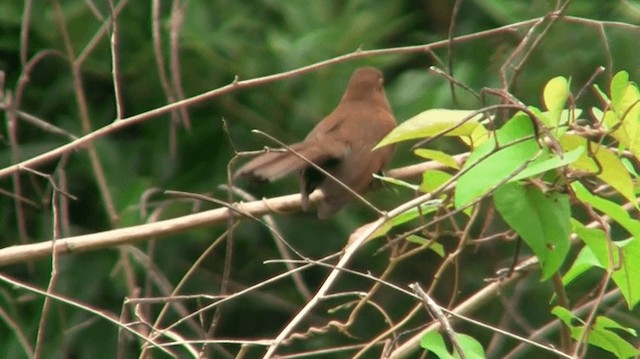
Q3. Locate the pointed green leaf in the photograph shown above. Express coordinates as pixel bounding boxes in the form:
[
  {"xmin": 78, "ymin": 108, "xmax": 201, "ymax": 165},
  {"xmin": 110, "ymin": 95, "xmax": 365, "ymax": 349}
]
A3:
[
  {"xmin": 552, "ymin": 306, "xmax": 640, "ymax": 359},
  {"xmin": 551, "ymin": 306, "xmax": 575, "ymax": 326},
  {"xmin": 572, "ymin": 182, "xmax": 640, "ymax": 238},
  {"xmin": 592, "ymin": 144, "xmax": 637, "ymax": 206},
  {"xmin": 562, "ymin": 241, "xmax": 602, "ymax": 287},
  {"xmin": 376, "ymin": 109, "xmax": 485, "ymax": 148},
  {"xmin": 374, "ymin": 173, "xmax": 419, "ymax": 191},
  {"xmin": 510, "ymin": 146, "xmax": 583, "ymax": 182},
  {"xmin": 494, "ymin": 182, "xmax": 571, "ymax": 280},
  {"xmin": 406, "ymin": 235, "xmax": 445, "ymax": 257},
  {"xmin": 455, "ymin": 113, "xmax": 539, "ymax": 208},
  {"xmin": 593, "ymin": 83, "xmax": 610, "ymax": 103},
  {"xmin": 367, "ymin": 200, "xmax": 443, "ymax": 240},
  {"xmin": 572, "ymin": 215, "xmax": 640, "ymax": 309},
  {"xmin": 414, "ymin": 148, "xmax": 460, "ymax": 169},
  {"xmin": 455, "ymin": 334, "xmax": 485, "ymax": 359}
]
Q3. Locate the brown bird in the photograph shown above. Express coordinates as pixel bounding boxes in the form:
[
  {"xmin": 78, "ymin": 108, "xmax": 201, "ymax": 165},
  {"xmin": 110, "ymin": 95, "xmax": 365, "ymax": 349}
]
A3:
[{"xmin": 235, "ymin": 67, "xmax": 396, "ymax": 218}]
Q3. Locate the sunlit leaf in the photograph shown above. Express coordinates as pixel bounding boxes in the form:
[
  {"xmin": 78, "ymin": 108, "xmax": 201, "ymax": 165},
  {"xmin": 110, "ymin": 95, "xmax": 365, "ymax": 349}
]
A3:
[
  {"xmin": 414, "ymin": 148, "xmax": 460, "ymax": 169},
  {"xmin": 455, "ymin": 113, "xmax": 539, "ymax": 208},
  {"xmin": 606, "ymin": 71, "xmax": 640, "ymax": 159},
  {"xmin": 542, "ymin": 76, "xmax": 570, "ymax": 127},
  {"xmin": 376, "ymin": 109, "xmax": 486, "ymax": 148},
  {"xmin": 611, "ymin": 71, "xmax": 630, "ymax": 112},
  {"xmin": 420, "ymin": 170, "xmax": 453, "ymax": 193},
  {"xmin": 560, "ymin": 135, "xmax": 636, "ymax": 205}
]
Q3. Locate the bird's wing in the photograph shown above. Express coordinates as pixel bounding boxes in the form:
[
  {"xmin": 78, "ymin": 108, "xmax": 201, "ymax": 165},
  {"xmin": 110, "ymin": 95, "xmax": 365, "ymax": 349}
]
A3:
[{"xmin": 234, "ymin": 138, "xmax": 348, "ymax": 182}]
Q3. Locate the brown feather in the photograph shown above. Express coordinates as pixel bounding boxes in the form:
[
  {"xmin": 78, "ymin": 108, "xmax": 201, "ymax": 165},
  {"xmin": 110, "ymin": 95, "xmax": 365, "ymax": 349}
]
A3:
[{"xmin": 234, "ymin": 67, "xmax": 396, "ymax": 218}]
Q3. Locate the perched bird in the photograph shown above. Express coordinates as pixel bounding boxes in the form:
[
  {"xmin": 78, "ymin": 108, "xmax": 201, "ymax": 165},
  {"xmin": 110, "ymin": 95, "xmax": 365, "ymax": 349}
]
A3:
[{"xmin": 235, "ymin": 67, "xmax": 396, "ymax": 218}]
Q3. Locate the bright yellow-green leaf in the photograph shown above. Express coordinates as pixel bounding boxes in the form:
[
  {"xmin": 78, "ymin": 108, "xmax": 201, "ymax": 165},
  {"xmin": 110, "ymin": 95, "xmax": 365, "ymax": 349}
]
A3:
[
  {"xmin": 611, "ymin": 71, "xmax": 630, "ymax": 111},
  {"xmin": 460, "ymin": 123, "xmax": 490, "ymax": 148},
  {"xmin": 592, "ymin": 145, "xmax": 637, "ymax": 206},
  {"xmin": 602, "ymin": 109, "xmax": 619, "ymax": 130},
  {"xmin": 376, "ymin": 109, "xmax": 486, "ymax": 149},
  {"xmin": 605, "ymin": 72, "xmax": 640, "ymax": 159},
  {"xmin": 560, "ymin": 134, "xmax": 636, "ymax": 205},
  {"xmin": 414, "ymin": 148, "xmax": 460, "ymax": 169},
  {"xmin": 543, "ymin": 76, "xmax": 570, "ymax": 126},
  {"xmin": 593, "ymin": 83, "xmax": 610, "ymax": 103},
  {"xmin": 420, "ymin": 170, "xmax": 452, "ymax": 193}
]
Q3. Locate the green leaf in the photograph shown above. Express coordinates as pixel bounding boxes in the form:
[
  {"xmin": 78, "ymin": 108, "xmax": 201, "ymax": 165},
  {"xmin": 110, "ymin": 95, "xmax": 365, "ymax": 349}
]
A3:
[
  {"xmin": 621, "ymin": 157, "xmax": 640, "ymax": 178},
  {"xmin": 374, "ymin": 173, "xmax": 419, "ymax": 191},
  {"xmin": 543, "ymin": 76, "xmax": 570, "ymax": 126},
  {"xmin": 494, "ymin": 182, "xmax": 571, "ymax": 280},
  {"xmin": 605, "ymin": 71, "xmax": 640, "ymax": 159},
  {"xmin": 592, "ymin": 146, "xmax": 637, "ymax": 207},
  {"xmin": 420, "ymin": 331, "xmax": 453, "ymax": 359},
  {"xmin": 406, "ymin": 235, "xmax": 445, "ymax": 257},
  {"xmin": 571, "ymin": 219, "xmax": 640, "ymax": 309},
  {"xmin": 560, "ymin": 135, "xmax": 636, "ymax": 205},
  {"xmin": 562, "ymin": 237, "xmax": 602, "ymax": 286},
  {"xmin": 455, "ymin": 113, "xmax": 539, "ymax": 208},
  {"xmin": 572, "ymin": 182, "xmax": 640, "ymax": 238},
  {"xmin": 509, "ymin": 146, "xmax": 583, "ymax": 183},
  {"xmin": 570, "ymin": 221, "xmax": 616, "ymax": 269},
  {"xmin": 414, "ymin": 148, "xmax": 460, "ymax": 169},
  {"xmin": 420, "ymin": 331, "xmax": 485, "ymax": 359},
  {"xmin": 376, "ymin": 109, "xmax": 486, "ymax": 149},
  {"xmin": 609, "ymin": 239, "xmax": 640, "ymax": 309},
  {"xmin": 420, "ymin": 170, "xmax": 453, "ymax": 193},
  {"xmin": 592, "ymin": 84, "xmax": 610, "ymax": 104},
  {"xmin": 597, "ymin": 316, "xmax": 637, "ymax": 337},
  {"xmin": 611, "ymin": 71, "xmax": 630, "ymax": 112},
  {"xmin": 551, "ymin": 306, "xmax": 574, "ymax": 325},
  {"xmin": 367, "ymin": 200, "xmax": 443, "ymax": 240},
  {"xmin": 552, "ymin": 306, "xmax": 640, "ymax": 359}
]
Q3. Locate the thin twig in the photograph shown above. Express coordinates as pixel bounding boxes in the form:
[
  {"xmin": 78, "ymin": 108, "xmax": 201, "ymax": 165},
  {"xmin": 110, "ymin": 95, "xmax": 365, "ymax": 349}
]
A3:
[{"xmin": 410, "ymin": 283, "xmax": 466, "ymax": 359}]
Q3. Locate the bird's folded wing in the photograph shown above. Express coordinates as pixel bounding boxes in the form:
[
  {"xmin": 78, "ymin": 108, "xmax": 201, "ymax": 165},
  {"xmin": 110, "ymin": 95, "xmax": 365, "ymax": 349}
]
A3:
[{"xmin": 234, "ymin": 138, "xmax": 349, "ymax": 182}]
